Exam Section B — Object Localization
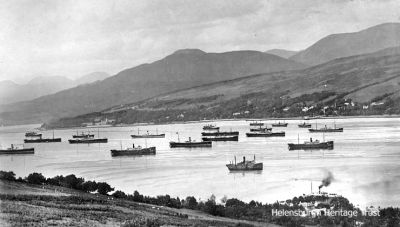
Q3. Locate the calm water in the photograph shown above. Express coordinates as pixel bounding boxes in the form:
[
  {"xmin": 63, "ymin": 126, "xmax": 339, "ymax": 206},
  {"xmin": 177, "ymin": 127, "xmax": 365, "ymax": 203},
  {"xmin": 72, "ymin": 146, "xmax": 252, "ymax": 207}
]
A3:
[{"xmin": 1, "ymin": 118, "xmax": 400, "ymax": 208}]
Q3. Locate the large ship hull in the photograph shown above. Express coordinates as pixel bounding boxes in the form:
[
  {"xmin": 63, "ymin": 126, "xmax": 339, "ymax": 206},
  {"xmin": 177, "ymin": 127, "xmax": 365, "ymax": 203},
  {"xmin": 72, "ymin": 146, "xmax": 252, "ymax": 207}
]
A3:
[
  {"xmin": 72, "ymin": 134, "xmax": 95, "ymax": 138},
  {"xmin": 249, "ymin": 123, "xmax": 264, "ymax": 126},
  {"xmin": 202, "ymin": 127, "xmax": 220, "ymax": 130},
  {"xmin": 250, "ymin": 128, "xmax": 272, "ymax": 132},
  {"xmin": 298, "ymin": 124, "xmax": 312, "ymax": 128},
  {"xmin": 25, "ymin": 133, "xmax": 42, "ymax": 137},
  {"xmin": 226, "ymin": 163, "xmax": 263, "ymax": 171},
  {"xmin": 0, "ymin": 148, "xmax": 34, "ymax": 155},
  {"xmin": 202, "ymin": 135, "xmax": 238, "ymax": 141},
  {"xmin": 24, "ymin": 138, "xmax": 61, "ymax": 143},
  {"xmin": 111, "ymin": 147, "xmax": 156, "ymax": 156},
  {"xmin": 169, "ymin": 141, "xmax": 212, "ymax": 148},
  {"xmin": 131, "ymin": 134, "xmax": 165, "ymax": 138},
  {"xmin": 309, "ymin": 128, "xmax": 343, "ymax": 133},
  {"xmin": 246, "ymin": 132, "xmax": 285, "ymax": 137},
  {"xmin": 288, "ymin": 141, "xmax": 334, "ymax": 150},
  {"xmin": 68, "ymin": 138, "xmax": 108, "ymax": 144},
  {"xmin": 201, "ymin": 131, "xmax": 239, "ymax": 136}
]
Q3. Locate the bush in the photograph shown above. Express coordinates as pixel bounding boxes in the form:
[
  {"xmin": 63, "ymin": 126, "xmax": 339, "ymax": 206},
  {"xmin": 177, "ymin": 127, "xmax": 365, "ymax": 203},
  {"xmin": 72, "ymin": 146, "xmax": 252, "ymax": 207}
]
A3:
[
  {"xmin": 26, "ymin": 172, "xmax": 46, "ymax": 185},
  {"xmin": 81, "ymin": 180, "xmax": 98, "ymax": 193},
  {"xmin": 112, "ymin": 190, "xmax": 127, "ymax": 199},
  {"xmin": 97, "ymin": 182, "xmax": 114, "ymax": 195},
  {"xmin": 0, "ymin": 171, "xmax": 16, "ymax": 181}
]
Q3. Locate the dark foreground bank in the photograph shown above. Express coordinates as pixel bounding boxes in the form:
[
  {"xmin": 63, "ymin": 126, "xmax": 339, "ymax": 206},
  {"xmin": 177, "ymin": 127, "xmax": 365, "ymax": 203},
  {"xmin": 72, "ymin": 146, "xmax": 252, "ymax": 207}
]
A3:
[{"xmin": 1, "ymin": 171, "xmax": 399, "ymax": 226}]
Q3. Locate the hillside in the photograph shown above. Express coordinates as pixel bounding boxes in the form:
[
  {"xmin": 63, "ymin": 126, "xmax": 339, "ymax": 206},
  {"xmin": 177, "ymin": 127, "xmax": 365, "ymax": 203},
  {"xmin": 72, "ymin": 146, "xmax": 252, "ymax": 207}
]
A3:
[
  {"xmin": 48, "ymin": 46, "xmax": 400, "ymax": 127},
  {"xmin": 290, "ymin": 23, "xmax": 400, "ymax": 65},
  {"xmin": 265, "ymin": 49, "xmax": 298, "ymax": 58},
  {"xmin": 0, "ymin": 50, "xmax": 305, "ymax": 125},
  {"xmin": 0, "ymin": 72, "xmax": 110, "ymax": 105}
]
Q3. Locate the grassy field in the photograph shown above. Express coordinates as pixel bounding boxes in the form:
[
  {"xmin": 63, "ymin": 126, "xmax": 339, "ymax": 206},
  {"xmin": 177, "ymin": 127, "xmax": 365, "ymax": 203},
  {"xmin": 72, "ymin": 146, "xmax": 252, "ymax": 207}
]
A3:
[{"xmin": 0, "ymin": 180, "xmax": 277, "ymax": 227}]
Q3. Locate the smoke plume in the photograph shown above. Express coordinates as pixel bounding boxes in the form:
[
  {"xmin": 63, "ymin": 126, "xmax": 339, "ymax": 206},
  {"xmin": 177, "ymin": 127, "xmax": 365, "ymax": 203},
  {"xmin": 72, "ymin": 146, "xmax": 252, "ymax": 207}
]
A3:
[{"xmin": 319, "ymin": 171, "xmax": 334, "ymax": 191}]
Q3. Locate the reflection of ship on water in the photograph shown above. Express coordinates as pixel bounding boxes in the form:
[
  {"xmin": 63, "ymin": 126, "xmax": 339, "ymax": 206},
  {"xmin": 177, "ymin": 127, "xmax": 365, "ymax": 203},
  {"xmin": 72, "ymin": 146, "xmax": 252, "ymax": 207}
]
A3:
[{"xmin": 226, "ymin": 155, "xmax": 263, "ymax": 171}]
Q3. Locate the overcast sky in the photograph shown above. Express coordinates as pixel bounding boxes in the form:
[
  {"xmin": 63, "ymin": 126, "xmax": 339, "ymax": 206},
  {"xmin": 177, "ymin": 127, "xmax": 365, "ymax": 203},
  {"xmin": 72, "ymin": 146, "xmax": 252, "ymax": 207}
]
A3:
[{"xmin": 1, "ymin": 0, "xmax": 399, "ymax": 83}]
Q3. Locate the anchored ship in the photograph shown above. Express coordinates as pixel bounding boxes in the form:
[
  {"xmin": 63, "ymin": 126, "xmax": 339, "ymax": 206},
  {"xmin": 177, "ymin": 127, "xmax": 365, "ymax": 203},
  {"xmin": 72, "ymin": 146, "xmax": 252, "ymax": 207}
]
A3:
[
  {"xmin": 170, "ymin": 136, "xmax": 212, "ymax": 148},
  {"xmin": 0, "ymin": 144, "xmax": 34, "ymax": 155},
  {"xmin": 202, "ymin": 124, "xmax": 220, "ymax": 130},
  {"xmin": 201, "ymin": 131, "xmax": 239, "ymax": 136},
  {"xmin": 72, "ymin": 131, "xmax": 95, "ymax": 138},
  {"xmin": 202, "ymin": 135, "xmax": 238, "ymax": 141},
  {"xmin": 271, "ymin": 122, "xmax": 288, "ymax": 127},
  {"xmin": 24, "ymin": 132, "xmax": 61, "ymax": 143},
  {"xmin": 250, "ymin": 126, "xmax": 272, "ymax": 132},
  {"xmin": 68, "ymin": 138, "xmax": 108, "ymax": 144},
  {"xmin": 131, "ymin": 129, "xmax": 165, "ymax": 138},
  {"xmin": 25, "ymin": 131, "xmax": 42, "ymax": 137},
  {"xmin": 226, "ymin": 155, "xmax": 263, "ymax": 171},
  {"xmin": 246, "ymin": 131, "xmax": 285, "ymax": 137},
  {"xmin": 111, "ymin": 144, "xmax": 156, "ymax": 156},
  {"xmin": 309, "ymin": 123, "xmax": 343, "ymax": 133},
  {"xmin": 249, "ymin": 121, "xmax": 264, "ymax": 126},
  {"xmin": 288, "ymin": 138, "xmax": 334, "ymax": 150},
  {"xmin": 298, "ymin": 122, "xmax": 312, "ymax": 128}
]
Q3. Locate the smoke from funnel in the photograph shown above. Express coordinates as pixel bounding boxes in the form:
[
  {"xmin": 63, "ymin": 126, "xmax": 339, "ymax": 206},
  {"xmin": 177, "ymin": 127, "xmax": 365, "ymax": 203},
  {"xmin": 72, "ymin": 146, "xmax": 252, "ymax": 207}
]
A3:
[{"xmin": 319, "ymin": 171, "xmax": 334, "ymax": 192}]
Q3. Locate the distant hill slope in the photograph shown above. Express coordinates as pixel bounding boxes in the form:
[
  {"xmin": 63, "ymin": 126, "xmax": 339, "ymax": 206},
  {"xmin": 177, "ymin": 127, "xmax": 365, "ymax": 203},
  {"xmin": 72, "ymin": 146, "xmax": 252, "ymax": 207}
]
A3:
[
  {"xmin": 0, "ymin": 72, "xmax": 110, "ymax": 105},
  {"xmin": 265, "ymin": 49, "xmax": 298, "ymax": 58},
  {"xmin": 0, "ymin": 49, "xmax": 306, "ymax": 125},
  {"xmin": 290, "ymin": 23, "xmax": 400, "ymax": 65}
]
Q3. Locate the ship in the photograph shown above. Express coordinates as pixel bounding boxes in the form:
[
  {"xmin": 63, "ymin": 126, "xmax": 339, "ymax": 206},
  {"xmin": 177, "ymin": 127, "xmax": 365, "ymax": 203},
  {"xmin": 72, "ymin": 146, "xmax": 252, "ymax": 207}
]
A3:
[
  {"xmin": 68, "ymin": 138, "xmax": 108, "ymax": 144},
  {"xmin": 72, "ymin": 132, "xmax": 95, "ymax": 138},
  {"xmin": 271, "ymin": 122, "xmax": 288, "ymax": 127},
  {"xmin": 298, "ymin": 122, "xmax": 312, "ymax": 128},
  {"xmin": 111, "ymin": 144, "xmax": 156, "ymax": 157},
  {"xmin": 131, "ymin": 129, "xmax": 165, "ymax": 138},
  {"xmin": 0, "ymin": 144, "xmax": 34, "ymax": 155},
  {"xmin": 25, "ymin": 131, "xmax": 42, "ymax": 137},
  {"xmin": 246, "ymin": 131, "xmax": 285, "ymax": 137},
  {"xmin": 309, "ymin": 124, "xmax": 343, "ymax": 133},
  {"xmin": 288, "ymin": 138, "xmax": 334, "ymax": 150},
  {"xmin": 24, "ymin": 132, "xmax": 61, "ymax": 143},
  {"xmin": 202, "ymin": 124, "xmax": 220, "ymax": 130},
  {"xmin": 202, "ymin": 135, "xmax": 238, "ymax": 141},
  {"xmin": 170, "ymin": 137, "xmax": 212, "ymax": 148},
  {"xmin": 249, "ymin": 121, "xmax": 264, "ymax": 126},
  {"xmin": 201, "ymin": 131, "xmax": 239, "ymax": 136},
  {"xmin": 250, "ymin": 126, "xmax": 272, "ymax": 132},
  {"xmin": 226, "ymin": 155, "xmax": 263, "ymax": 171}
]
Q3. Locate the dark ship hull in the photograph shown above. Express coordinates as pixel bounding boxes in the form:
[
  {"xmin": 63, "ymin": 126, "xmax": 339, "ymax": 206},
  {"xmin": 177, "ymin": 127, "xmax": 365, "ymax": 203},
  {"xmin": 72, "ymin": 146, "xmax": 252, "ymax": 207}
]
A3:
[
  {"xmin": 201, "ymin": 131, "xmax": 239, "ymax": 136},
  {"xmin": 0, "ymin": 148, "xmax": 34, "ymax": 155},
  {"xmin": 131, "ymin": 134, "xmax": 165, "ymax": 138},
  {"xmin": 170, "ymin": 141, "xmax": 212, "ymax": 148},
  {"xmin": 298, "ymin": 124, "xmax": 312, "ymax": 128},
  {"xmin": 68, "ymin": 138, "xmax": 108, "ymax": 144},
  {"xmin": 249, "ymin": 123, "xmax": 264, "ymax": 126},
  {"xmin": 226, "ymin": 163, "xmax": 263, "ymax": 171},
  {"xmin": 202, "ymin": 135, "xmax": 238, "ymax": 141},
  {"xmin": 246, "ymin": 132, "xmax": 285, "ymax": 137},
  {"xmin": 25, "ymin": 132, "xmax": 42, "ymax": 137},
  {"xmin": 271, "ymin": 123, "xmax": 288, "ymax": 127},
  {"xmin": 288, "ymin": 141, "xmax": 334, "ymax": 150},
  {"xmin": 202, "ymin": 127, "xmax": 220, "ymax": 130},
  {"xmin": 72, "ymin": 134, "xmax": 95, "ymax": 138},
  {"xmin": 111, "ymin": 147, "xmax": 156, "ymax": 156},
  {"xmin": 250, "ymin": 128, "xmax": 272, "ymax": 132},
  {"xmin": 309, "ymin": 128, "xmax": 343, "ymax": 133},
  {"xmin": 24, "ymin": 138, "xmax": 61, "ymax": 143}
]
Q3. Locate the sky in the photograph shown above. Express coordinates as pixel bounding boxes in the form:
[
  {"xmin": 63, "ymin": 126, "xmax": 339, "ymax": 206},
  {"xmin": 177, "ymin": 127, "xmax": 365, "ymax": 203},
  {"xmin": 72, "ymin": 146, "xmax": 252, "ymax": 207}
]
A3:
[{"xmin": 0, "ymin": 0, "xmax": 400, "ymax": 83}]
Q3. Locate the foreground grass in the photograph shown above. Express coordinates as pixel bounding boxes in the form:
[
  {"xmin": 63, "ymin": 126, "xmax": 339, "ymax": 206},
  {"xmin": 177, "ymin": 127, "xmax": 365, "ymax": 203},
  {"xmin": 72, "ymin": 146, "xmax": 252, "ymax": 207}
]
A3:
[{"xmin": 0, "ymin": 180, "xmax": 273, "ymax": 227}]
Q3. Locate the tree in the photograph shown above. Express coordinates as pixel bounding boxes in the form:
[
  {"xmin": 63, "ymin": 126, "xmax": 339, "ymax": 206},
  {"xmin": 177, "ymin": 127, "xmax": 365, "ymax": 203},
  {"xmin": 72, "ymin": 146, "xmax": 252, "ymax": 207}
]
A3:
[
  {"xmin": 0, "ymin": 171, "xmax": 16, "ymax": 181},
  {"xmin": 97, "ymin": 182, "xmax": 114, "ymax": 195},
  {"xmin": 133, "ymin": 190, "xmax": 144, "ymax": 202},
  {"xmin": 63, "ymin": 174, "xmax": 84, "ymax": 190},
  {"xmin": 112, "ymin": 190, "xmax": 127, "ymax": 199},
  {"xmin": 26, "ymin": 172, "xmax": 46, "ymax": 185},
  {"xmin": 184, "ymin": 196, "xmax": 198, "ymax": 209},
  {"xmin": 81, "ymin": 180, "xmax": 98, "ymax": 193}
]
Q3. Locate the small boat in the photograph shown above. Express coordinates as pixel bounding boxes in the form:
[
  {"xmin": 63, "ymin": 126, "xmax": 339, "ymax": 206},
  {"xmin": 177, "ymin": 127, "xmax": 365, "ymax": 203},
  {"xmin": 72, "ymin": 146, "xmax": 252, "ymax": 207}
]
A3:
[
  {"xmin": 202, "ymin": 135, "xmax": 238, "ymax": 141},
  {"xmin": 72, "ymin": 131, "xmax": 95, "ymax": 138},
  {"xmin": 131, "ymin": 129, "xmax": 165, "ymax": 138},
  {"xmin": 271, "ymin": 122, "xmax": 288, "ymax": 127},
  {"xmin": 246, "ymin": 131, "xmax": 285, "ymax": 137},
  {"xmin": 202, "ymin": 124, "xmax": 220, "ymax": 130},
  {"xmin": 0, "ymin": 144, "xmax": 34, "ymax": 155},
  {"xmin": 226, "ymin": 155, "xmax": 263, "ymax": 171},
  {"xmin": 201, "ymin": 131, "xmax": 239, "ymax": 136},
  {"xmin": 250, "ymin": 127, "xmax": 272, "ymax": 132},
  {"xmin": 170, "ymin": 137, "xmax": 212, "ymax": 148},
  {"xmin": 249, "ymin": 121, "xmax": 264, "ymax": 126},
  {"xmin": 25, "ymin": 131, "xmax": 42, "ymax": 137},
  {"xmin": 309, "ymin": 124, "xmax": 343, "ymax": 133},
  {"xmin": 298, "ymin": 122, "xmax": 312, "ymax": 128},
  {"xmin": 68, "ymin": 138, "xmax": 108, "ymax": 144},
  {"xmin": 111, "ymin": 144, "xmax": 156, "ymax": 156},
  {"xmin": 288, "ymin": 138, "xmax": 334, "ymax": 150}
]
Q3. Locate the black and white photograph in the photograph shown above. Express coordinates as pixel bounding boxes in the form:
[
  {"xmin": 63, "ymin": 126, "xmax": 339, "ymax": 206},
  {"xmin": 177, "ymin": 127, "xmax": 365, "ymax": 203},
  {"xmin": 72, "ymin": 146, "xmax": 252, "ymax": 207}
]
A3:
[{"xmin": 1, "ymin": 0, "xmax": 400, "ymax": 226}]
